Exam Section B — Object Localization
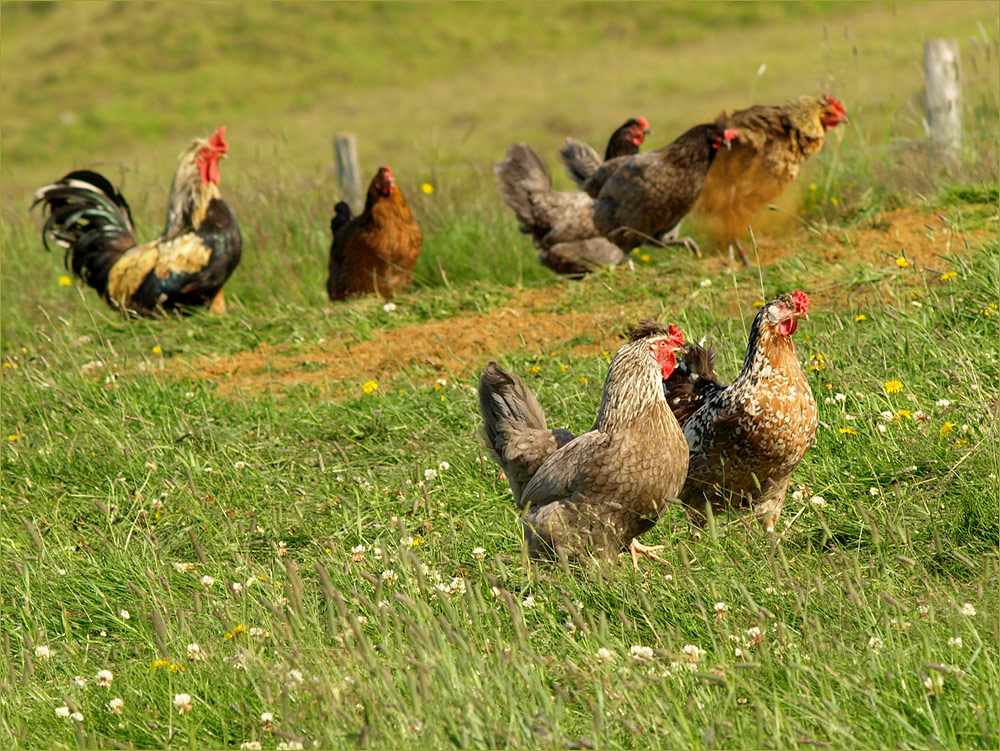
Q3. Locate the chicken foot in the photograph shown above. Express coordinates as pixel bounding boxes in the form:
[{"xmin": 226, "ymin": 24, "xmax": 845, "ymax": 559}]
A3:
[
  {"xmin": 727, "ymin": 239, "xmax": 752, "ymax": 267},
  {"xmin": 629, "ymin": 539, "xmax": 671, "ymax": 570}
]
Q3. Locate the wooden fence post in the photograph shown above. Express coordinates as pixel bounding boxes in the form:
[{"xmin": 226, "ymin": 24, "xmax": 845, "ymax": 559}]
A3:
[
  {"xmin": 924, "ymin": 38, "xmax": 962, "ymax": 167},
  {"xmin": 333, "ymin": 133, "xmax": 362, "ymax": 213}
]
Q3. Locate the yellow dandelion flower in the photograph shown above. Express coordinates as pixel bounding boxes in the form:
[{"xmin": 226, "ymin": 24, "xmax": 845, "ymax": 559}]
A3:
[
  {"xmin": 809, "ymin": 183, "xmax": 817, "ymax": 192},
  {"xmin": 529, "ymin": 365, "xmax": 540, "ymax": 374},
  {"xmin": 884, "ymin": 380, "xmax": 903, "ymax": 394},
  {"xmin": 855, "ymin": 314, "xmax": 867, "ymax": 322},
  {"xmin": 830, "ymin": 196, "xmax": 839, "ymax": 206},
  {"xmin": 410, "ymin": 536, "xmax": 425, "ymax": 547},
  {"xmin": 561, "ymin": 364, "xmax": 569, "ymax": 373},
  {"xmin": 630, "ymin": 248, "xmax": 639, "ymax": 255},
  {"xmin": 640, "ymin": 254, "xmax": 650, "ymax": 262},
  {"xmin": 955, "ymin": 437, "xmax": 969, "ymax": 447},
  {"xmin": 939, "ymin": 271, "xmax": 957, "ymax": 281},
  {"xmin": 895, "ymin": 257, "xmax": 910, "ymax": 268},
  {"xmin": 895, "ymin": 409, "xmax": 911, "ymax": 420},
  {"xmin": 58, "ymin": 275, "xmax": 72, "ymax": 287},
  {"xmin": 440, "ymin": 395, "xmax": 445, "ymax": 402},
  {"xmin": 578, "ymin": 376, "xmax": 588, "ymax": 384},
  {"xmin": 2, "ymin": 362, "xmax": 10, "ymax": 368},
  {"xmin": 7, "ymin": 434, "xmax": 19, "ymax": 442},
  {"xmin": 152, "ymin": 346, "xmax": 162, "ymax": 355},
  {"xmin": 168, "ymin": 662, "xmax": 185, "ymax": 673},
  {"xmin": 839, "ymin": 427, "xmax": 857, "ymax": 435},
  {"xmin": 152, "ymin": 659, "xmax": 170, "ymax": 669},
  {"xmin": 808, "ymin": 354, "xmax": 826, "ymax": 372},
  {"xmin": 233, "ymin": 624, "xmax": 245, "ymax": 636},
  {"xmin": 421, "ymin": 183, "xmax": 434, "ymax": 195},
  {"xmin": 940, "ymin": 422, "xmax": 955, "ymax": 436},
  {"xmin": 986, "ymin": 308, "xmax": 993, "ymax": 318},
  {"xmin": 752, "ymin": 301, "xmax": 764, "ymax": 308},
  {"xmin": 361, "ymin": 380, "xmax": 378, "ymax": 395}
]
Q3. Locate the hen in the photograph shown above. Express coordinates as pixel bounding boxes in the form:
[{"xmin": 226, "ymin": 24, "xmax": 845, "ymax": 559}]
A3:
[
  {"xmin": 663, "ymin": 291, "xmax": 817, "ymax": 531},
  {"xmin": 33, "ymin": 127, "xmax": 241, "ymax": 315},
  {"xmin": 327, "ymin": 166, "xmax": 423, "ymax": 301},
  {"xmin": 495, "ymin": 117, "xmax": 650, "ymax": 277},
  {"xmin": 479, "ymin": 321, "xmax": 688, "ymax": 568},
  {"xmin": 694, "ymin": 95, "xmax": 848, "ymax": 264},
  {"xmin": 559, "ymin": 123, "xmax": 738, "ymax": 255}
]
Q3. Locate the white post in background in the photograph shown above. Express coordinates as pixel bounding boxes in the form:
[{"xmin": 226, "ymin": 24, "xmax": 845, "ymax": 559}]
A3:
[
  {"xmin": 334, "ymin": 133, "xmax": 362, "ymax": 213},
  {"xmin": 923, "ymin": 38, "xmax": 962, "ymax": 168}
]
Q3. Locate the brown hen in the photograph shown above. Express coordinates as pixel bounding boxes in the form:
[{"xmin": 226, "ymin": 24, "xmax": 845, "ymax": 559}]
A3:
[
  {"xmin": 327, "ymin": 166, "xmax": 423, "ymax": 300},
  {"xmin": 695, "ymin": 95, "xmax": 848, "ymax": 264},
  {"xmin": 479, "ymin": 322, "xmax": 689, "ymax": 567},
  {"xmin": 663, "ymin": 291, "xmax": 817, "ymax": 531}
]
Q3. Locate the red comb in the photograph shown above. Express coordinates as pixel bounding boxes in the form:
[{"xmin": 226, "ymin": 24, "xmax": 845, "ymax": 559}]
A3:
[
  {"xmin": 791, "ymin": 290, "xmax": 810, "ymax": 312},
  {"xmin": 668, "ymin": 324, "xmax": 685, "ymax": 347},
  {"xmin": 822, "ymin": 94, "xmax": 847, "ymax": 115},
  {"xmin": 637, "ymin": 116, "xmax": 650, "ymax": 131},
  {"xmin": 723, "ymin": 128, "xmax": 739, "ymax": 141},
  {"xmin": 208, "ymin": 126, "xmax": 228, "ymax": 152}
]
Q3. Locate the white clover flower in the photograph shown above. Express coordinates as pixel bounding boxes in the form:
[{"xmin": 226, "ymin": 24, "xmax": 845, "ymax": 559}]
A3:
[
  {"xmin": 277, "ymin": 541, "xmax": 288, "ymax": 557},
  {"xmin": 960, "ymin": 424, "xmax": 970, "ymax": 433},
  {"xmin": 382, "ymin": 302, "xmax": 397, "ymax": 313},
  {"xmin": 356, "ymin": 616, "xmax": 369, "ymax": 627},
  {"xmin": 876, "ymin": 423, "xmax": 887, "ymax": 434},
  {"xmin": 959, "ymin": 602, "xmax": 976, "ymax": 616},
  {"xmin": 172, "ymin": 562, "xmax": 195, "ymax": 574},
  {"xmin": 595, "ymin": 647, "xmax": 615, "ymax": 664},
  {"xmin": 682, "ymin": 644, "xmax": 706, "ymax": 660},
  {"xmin": 377, "ymin": 599, "xmax": 390, "ymax": 609},
  {"xmin": 232, "ymin": 582, "xmax": 243, "ymax": 593},
  {"xmin": 490, "ymin": 586, "xmax": 502, "ymax": 599},
  {"xmin": 879, "ymin": 410, "xmax": 895, "ymax": 422},
  {"xmin": 935, "ymin": 399, "xmax": 950, "ymax": 409},
  {"xmin": 381, "ymin": 569, "xmax": 397, "ymax": 586},
  {"xmin": 249, "ymin": 627, "xmax": 270, "ymax": 639},
  {"xmin": 471, "ymin": 547, "xmax": 487, "ymax": 562},
  {"xmin": 447, "ymin": 577, "xmax": 466, "ymax": 596},
  {"xmin": 746, "ymin": 627, "xmax": 763, "ymax": 645},
  {"xmin": 240, "ymin": 741, "xmax": 262, "ymax": 750},
  {"xmin": 200, "ymin": 575, "xmax": 215, "ymax": 587},
  {"xmin": 868, "ymin": 636, "xmax": 884, "ymax": 653},
  {"xmin": 286, "ymin": 669, "xmax": 304, "ymax": 685},
  {"xmin": 438, "ymin": 461, "xmax": 451, "ymax": 472},
  {"xmin": 918, "ymin": 604, "xmax": 931, "ymax": 619},
  {"xmin": 834, "ymin": 393, "xmax": 846, "ymax": 403},
  {"xmin": 174, "ymin": 693, "xmax": 192, "ymax": 714},
  {"xmin": 714, "ymin": 602, "xmax": 727, "ymax": 619},
  {"xmin": 699, "ymin": 279, "xmax": 712, "ymax": 288},
  {"xmin": 522, "ymin": 595, "xmax": 537, "ymax": 608},
  {"xmin": 948, "ymin": 636, "xmax": 963, "ymax": 649},
  {"xmin": 924, "ymin": 675, "xmax": 944, "ymax": 696},
  {"xmin": 34, "ymin": 645, "xmax": 51, "ymax": 660},
  {"xmin": 56, "ymin": 706, "xmax": 71, "ymax": 718},
  {"xmin": 791, "ymin": 490, "xmax": 804, "ymax": 502},
  {"xmin": 764, "ymin": 586, "xmax": 777, "ymax": 595},
  {"xmin": 734, "ymin": 647, "xmax": 746, "ymax": 658},
  {"xmin": 108, "ymin": 697, "xmax": 124, "ymax": 715},
  {"xmin": 96, "ymin": 669, "xmax": 113, "ymax": 688},
  {"xmin": 234, "ymin": 461, "xmax": 247, "ymax": 470},
  {"xmin": 277, "ymin": 743, "xmax": 304, "ymax": 751},
  {"xmin": 869, "ymin": 487, "xmax": 879, "ymax": 496},
  {"xmin": 74, "ymin": 675, "xmax": 87, "ymax": 688},
  {"xmin": 423, "ymin": 468, "xmax": 438, "ymax": 482},
  {"xmin": 372, "ymin": 546, "xmax": 383, "ymax": 561},
  {"xmin": 119, "ymin": 609, "xmax": 130, "ymax": 620},
  {"xmin": 630, "ymin": 645, "xmax": 654, "ymax": 662},
  {"xmin": 186, "ymin": 643, "xmax": 204, "ymax": 662},
  {"xmin": 435, "ymin": 378, "xmax": 448, "ymax": 388},
  {"xmin": 809, "ymin": 495, "xmax": 827, "ymax": 508},
  {"xmin": 260, "ymin": 711, "xmax": 274, "ymax": 728},
  {"xmin": 70, "ymin": 711, "xmax": 84, "ymax": 722}
]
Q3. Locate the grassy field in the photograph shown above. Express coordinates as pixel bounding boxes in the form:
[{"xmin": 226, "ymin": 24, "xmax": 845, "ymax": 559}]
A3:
[{"xmin": 2, "ymin": 2, "xmax": 999, "ymax": 750}]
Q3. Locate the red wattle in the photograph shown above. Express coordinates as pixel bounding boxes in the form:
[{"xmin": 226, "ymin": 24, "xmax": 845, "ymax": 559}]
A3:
[{"xmin": 779, "ymin": 319, "xmax": 798, "ymax": 337}]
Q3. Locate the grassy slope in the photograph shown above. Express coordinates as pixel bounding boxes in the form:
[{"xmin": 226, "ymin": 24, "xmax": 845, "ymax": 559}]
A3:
[{"xmin": 1, "ymin": 2, "xmax": 999, "ymax": 750}]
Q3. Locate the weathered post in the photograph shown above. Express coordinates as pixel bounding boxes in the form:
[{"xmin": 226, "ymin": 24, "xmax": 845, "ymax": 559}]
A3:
[
  {"xmin": 333, "ymin": 133, "xmax": 362, "ymax": 213},
  {"xmin": 923, "ymin": 38, "xmax": 962, "ymax": 167}
]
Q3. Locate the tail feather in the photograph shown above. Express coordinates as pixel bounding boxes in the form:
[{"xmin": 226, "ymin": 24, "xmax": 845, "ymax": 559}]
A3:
[
  {"xmin": 32, "ymin": 170, "xmax": 136, "ymax": 295},
  {"xmin": 663, "ymin": 342, "xmax": 726, "ymax": 426},
  {"xmin": 558, "ymin": 138, "xmax": 603, "ymax": 189},
  {"xmin": 494, "ymin": 143, "xmax": 553, "ymax": 237},
  {"xmin": 330, "ymin": 201, "xmax": 352, "ymax": 239},
  {"xmin": 478, "ymin": 361, "xmax": 575, "ymax": 507}
]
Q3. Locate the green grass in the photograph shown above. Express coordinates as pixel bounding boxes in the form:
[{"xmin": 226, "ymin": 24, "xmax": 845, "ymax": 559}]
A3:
[{"xmin": 2, "ymin": 2, "xmax": 999, "ymax": 749}]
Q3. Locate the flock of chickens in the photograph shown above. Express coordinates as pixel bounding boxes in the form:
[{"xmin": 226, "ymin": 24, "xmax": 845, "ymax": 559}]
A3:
[{"xmin": 31, "ymin": 94, "xmax": 847, "ymax": 567}]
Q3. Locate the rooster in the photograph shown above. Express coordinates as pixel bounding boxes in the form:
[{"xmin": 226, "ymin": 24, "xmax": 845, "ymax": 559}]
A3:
[
  {"xmin": 327, "ymin": 166, "xmax": 423, "ymax": 301},
  {"xmin": 663, "ymin": 291, "xmax": 817, "ymax": 531},
  {"xmin": 495, "ymin": 117, "xmax": 650, "ymax": 277},
  {"xmin": 560, "ymin": 123, "xmax": 738, "ymax": 255},
  {"xmin": 33, "ymin": 127, "xmax": 241, "ymax": 315},
  {"xmin": 479, "ymin": 321, "xmax": 689, "ymax": 568},
  {"xmin": 695, "ymin": 95, "xmax": 848, "ymax": 264}
]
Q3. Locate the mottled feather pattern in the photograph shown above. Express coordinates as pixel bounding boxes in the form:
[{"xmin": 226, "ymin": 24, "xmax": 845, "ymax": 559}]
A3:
[{"xmin": 672, "ymin": 296, "xmax": 817, "ymax": 528}]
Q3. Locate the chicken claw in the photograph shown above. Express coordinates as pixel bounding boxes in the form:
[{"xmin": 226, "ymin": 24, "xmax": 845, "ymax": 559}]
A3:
[{"xmin": 629, "ymin": 539, "xmax": 670, "ymax": 570}]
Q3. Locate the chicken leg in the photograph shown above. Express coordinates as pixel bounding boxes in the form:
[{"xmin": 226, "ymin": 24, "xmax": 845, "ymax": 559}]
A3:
[
  {"xmin": 629, "ymin": 539, "xmax": 671, "ymax": 570},
  {"xmin": 727, "ymin": 239, "xmax": 752, "ymax": 267}
]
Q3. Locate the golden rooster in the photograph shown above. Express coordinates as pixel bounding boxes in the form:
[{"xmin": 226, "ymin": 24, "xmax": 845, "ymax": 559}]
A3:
[
  {"xmin": 696, "ymin": 95, "xmax": 849, "ymax": 264},
  {"xmin": 33, "ymin": 127, "xmax": 241, "ymax": 315}
]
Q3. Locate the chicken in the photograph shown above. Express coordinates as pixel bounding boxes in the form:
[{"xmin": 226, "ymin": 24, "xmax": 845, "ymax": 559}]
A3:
[
  {"xmin": 559, "ymin": 123, "xmax": 739, "ymax": 255},
  {"xmin": 663, "ymin": 291, "xmax": 817, "ymax": 531},
  {"xmin": 327, "ymin": 166, "xmax": 423, "ymax": 301},
  {"xmin": 694, "ymin": 95, "xmax": 848, "ymax": 264},
  {"xmin": 495, "ymin": 117, "xmax": 650, "ymax": 277},
  {"xmin": 478, "ymin": 321, "xmax": 689, "ymax": 567},
  {"xmin": 32, "ymin": 127, "xmax": 241, "ymax": 315}
]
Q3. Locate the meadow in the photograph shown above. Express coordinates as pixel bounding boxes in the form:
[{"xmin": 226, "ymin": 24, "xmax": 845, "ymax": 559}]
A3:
[{"xmin": 1, "ymin": 2, "xmax": 998, "ymax": 749}]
